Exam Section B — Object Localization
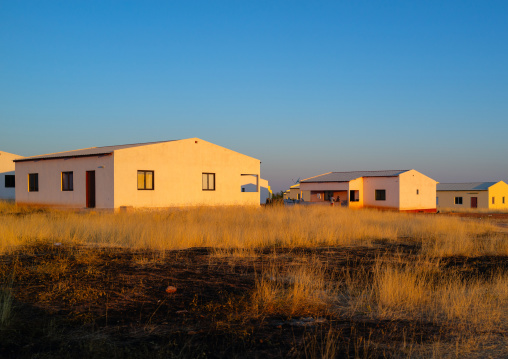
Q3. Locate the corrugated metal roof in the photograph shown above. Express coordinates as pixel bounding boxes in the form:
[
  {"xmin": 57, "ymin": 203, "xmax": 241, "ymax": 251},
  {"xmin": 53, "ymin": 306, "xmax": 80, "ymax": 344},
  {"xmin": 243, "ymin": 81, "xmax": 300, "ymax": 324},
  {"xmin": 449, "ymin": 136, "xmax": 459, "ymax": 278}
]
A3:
[
  {"xmin": 14, "ymin": 140, "xmax": 176, "ymax": 162},
  {"xmin": 301, "ymin": 170, "xmax": 410, "ymax": 183},
  {"xmin": 437, "ymin": 182, "xmax": 497, "ymax": 191}
]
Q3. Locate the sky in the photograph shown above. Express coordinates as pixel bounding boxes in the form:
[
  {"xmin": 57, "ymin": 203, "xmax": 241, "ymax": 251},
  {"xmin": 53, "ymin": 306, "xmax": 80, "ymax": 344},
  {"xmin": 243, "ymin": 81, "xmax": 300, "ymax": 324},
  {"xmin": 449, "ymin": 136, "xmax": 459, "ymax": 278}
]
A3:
[{"xmin": 1, "ymin": 1, "xmax": 507, "ymax": 192}]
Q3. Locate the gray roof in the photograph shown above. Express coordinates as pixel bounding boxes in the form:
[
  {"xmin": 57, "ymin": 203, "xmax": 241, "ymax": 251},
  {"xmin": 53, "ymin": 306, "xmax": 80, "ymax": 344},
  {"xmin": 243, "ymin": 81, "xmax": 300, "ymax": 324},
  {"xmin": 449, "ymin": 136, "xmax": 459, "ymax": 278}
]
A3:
[
  {"xmin": 14, "ymin": 140, "xmax": 176, "ymax": 162},
  {"xmin": 301, "ymin": 170, "xmax": 410, "ymax": 183},
  {"xmin": 437, "ymin": 182, "xmax": 497, "ymax": 191}
]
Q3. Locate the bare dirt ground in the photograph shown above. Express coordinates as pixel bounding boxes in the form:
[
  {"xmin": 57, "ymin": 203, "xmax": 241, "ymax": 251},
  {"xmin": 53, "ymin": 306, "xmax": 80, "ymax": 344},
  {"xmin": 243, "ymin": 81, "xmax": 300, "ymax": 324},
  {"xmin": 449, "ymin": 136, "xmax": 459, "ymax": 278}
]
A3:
[{"xmin": 1, "ymin": 235, "xmax": 508, "ymax": 358}]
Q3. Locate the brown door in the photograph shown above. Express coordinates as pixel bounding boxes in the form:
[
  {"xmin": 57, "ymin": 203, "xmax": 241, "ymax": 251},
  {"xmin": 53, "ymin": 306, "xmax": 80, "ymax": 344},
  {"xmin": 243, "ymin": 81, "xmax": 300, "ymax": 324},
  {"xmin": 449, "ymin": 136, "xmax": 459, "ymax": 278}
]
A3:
[
  {"xmin": 86, "ymin": 171, "xmax": 96, "ymax": 208},
  {"xmin": 471, "ymin": 197, "xmax": 477, "ymax": 208}
]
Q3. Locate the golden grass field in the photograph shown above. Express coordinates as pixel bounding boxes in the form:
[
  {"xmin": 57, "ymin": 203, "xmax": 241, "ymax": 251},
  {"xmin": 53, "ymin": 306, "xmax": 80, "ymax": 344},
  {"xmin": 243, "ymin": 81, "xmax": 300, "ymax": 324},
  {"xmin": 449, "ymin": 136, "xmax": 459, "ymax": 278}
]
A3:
[{"xmin": 1, "ymin": 201, "xmax": 507, "ymax": 358}]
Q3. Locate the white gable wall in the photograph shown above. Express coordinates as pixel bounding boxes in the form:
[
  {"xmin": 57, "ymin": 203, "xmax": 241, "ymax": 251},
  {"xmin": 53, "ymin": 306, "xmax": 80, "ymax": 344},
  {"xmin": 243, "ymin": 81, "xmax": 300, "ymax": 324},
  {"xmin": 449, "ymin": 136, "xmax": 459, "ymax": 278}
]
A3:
[
  {"xmin": 113, "ymin": 138, "xmax": 261, "ymax": 208},
  {"xmin": 399, "ymin": 169, "xmax": 437, "ymax": 211}
]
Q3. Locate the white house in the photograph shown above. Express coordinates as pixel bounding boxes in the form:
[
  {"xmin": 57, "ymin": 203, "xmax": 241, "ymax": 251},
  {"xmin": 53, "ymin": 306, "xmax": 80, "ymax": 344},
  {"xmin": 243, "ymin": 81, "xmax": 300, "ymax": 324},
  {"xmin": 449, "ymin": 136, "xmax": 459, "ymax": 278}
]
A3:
[
  {"xmin": 14, "ymin": 138, "xmax": 262, "ymax": 209},
  {"xmin": 0, "ymin": 151, "xmax": 23, "ymax": 200},
  {"xmin": 299, "ymin": 169, "xmax": 437, "ymax": 212}
]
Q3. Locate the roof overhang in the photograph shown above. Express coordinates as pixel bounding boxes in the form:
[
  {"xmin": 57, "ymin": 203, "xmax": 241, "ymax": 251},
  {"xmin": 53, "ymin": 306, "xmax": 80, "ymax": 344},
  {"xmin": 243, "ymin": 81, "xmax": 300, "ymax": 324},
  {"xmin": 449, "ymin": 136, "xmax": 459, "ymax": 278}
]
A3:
[{"xmin": 14, "ymin": 152, "xmax": 113, "ymax": 163}]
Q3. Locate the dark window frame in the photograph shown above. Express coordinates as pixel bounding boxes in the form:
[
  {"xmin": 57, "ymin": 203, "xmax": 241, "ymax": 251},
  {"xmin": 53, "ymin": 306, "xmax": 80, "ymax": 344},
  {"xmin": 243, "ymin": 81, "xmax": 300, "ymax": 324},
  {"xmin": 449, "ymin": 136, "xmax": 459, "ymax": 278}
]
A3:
[
  {"xmin": 137, "ymin": 170, "xmax": 154, "ymax": 190},
  {"xmin": 28, "ymin": 173, "xmax": 38, "ymax": 192},
  {"xmin": 202, "ymin": 173, "xmax": 215, "ymax": 191},
  {"xmin": 61, "ymin": 171, "xmax": 73, "ymax": 191},
  {"xmin": 454, "ymin": 197, "xmax": 463, "ymax": 205},
  {"xmin": 375, "ymin": 189, "xmax": 386, "ymax": 201},
  {"xmin": 5, "ymin": 175, "xmax": 15, "ymax": 188}
]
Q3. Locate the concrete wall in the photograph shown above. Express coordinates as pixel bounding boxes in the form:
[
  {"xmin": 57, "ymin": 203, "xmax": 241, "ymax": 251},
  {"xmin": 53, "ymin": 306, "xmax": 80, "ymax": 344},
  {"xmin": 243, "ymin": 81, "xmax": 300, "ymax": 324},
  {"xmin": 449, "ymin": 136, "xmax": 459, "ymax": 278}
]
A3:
[
  {"xmin": 488, "ymin": 181, "xmax": 508, "ymax": 210},
  {"xmin": 0, "ymin": 151, "xmax": 22, "ymax": 200},
  {"xmin": 15, "ymin": 155, "xmax": 115, "ymax": 208},
  {"xmin": 113, "ymin": 138, "xmax": 260, "ymax": 208},
  {"xmin": 363, "ymin": 177, "xmax": 400, "ymax": 209},
  {"xmin": 398, "ymin": 169, "xmax": 437, "ymax": 211}
]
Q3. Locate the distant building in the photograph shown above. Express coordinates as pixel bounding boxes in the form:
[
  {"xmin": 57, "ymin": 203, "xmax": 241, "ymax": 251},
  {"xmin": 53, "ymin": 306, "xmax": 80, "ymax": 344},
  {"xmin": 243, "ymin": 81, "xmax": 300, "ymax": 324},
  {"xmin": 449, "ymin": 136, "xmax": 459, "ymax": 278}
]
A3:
[
  {"xmin": 299, "ymin": 169, "xmax": 437, "ymax": 212},
  {"xmin": 0, "ymin": 151, "xmax": 23, "ymax": 200},
  {"xmin": 14, "ymin": 138, "xmax": 261, "ymax": 209},
  {"xmin": 436, "ymin": 182, "xmax": 508, "ymax": 210},
  {"xmin": 284, "ymin": 183, "xmax": 310, "ymax": 201}
]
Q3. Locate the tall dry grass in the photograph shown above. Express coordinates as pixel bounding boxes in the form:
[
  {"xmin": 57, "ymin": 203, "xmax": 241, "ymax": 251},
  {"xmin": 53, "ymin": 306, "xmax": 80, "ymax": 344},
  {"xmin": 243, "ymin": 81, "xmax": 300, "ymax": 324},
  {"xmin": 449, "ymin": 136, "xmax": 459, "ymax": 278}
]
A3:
[
  {"xmin": 0, "ymin": 201, "xmax": 504, "ymax": 257},
  {"xmin": 251, "ymin": 257, "xmax": 508, "ymax": 347}
]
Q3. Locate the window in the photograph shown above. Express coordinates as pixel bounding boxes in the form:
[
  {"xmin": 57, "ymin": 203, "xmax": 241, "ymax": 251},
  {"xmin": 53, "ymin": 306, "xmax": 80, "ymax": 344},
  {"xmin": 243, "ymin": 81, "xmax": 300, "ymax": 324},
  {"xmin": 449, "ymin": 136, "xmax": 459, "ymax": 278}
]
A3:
[
  {"xmin": 5, "ymin": 175, "xmax": 15, "ymax": 188},
  {"xmin": 503, "ymin": 197, "xmax": 505, "ymax": 204},
  {"xmin": 28, "ymin": 173, "xmax": 38, "ymax": 192},
  {"xmin": 137, "ymin": 170, "xmax": 154, "ymax": 190},
  {"xmin": 375, "ymin": 190, "xmax": 386, "ymax": 201},
  {"xmin": 202, "ymin": 173, "xmax": 215, "ymax": 191},
  {"xmin": 436, "ymin": 197, "xmax": 439, "ymax": 205},
  {"xmin": 61, "ymin": 172, "xmax": 73, "ymax": 191},
  {"xmin": 416, "ymin": 189, "xmax": 419, "ymax": 195},
  {"xmin": 350, "ymin": 190, "xmax": 359, "ymax": 202},
  {"xmin": 454, "ymin": 197, "xmax": 463, "ymax": 205},
  {"xmin": 492, "ymin": 197, "xmax": 495, "ymax": 205}
]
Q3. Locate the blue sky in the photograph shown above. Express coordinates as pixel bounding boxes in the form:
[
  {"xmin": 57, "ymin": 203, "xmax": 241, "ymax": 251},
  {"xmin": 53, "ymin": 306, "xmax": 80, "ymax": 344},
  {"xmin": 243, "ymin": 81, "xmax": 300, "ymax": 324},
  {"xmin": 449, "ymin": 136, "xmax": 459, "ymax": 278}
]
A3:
[{"xmin": 1, "ymin": 1, "xmax": 507, "ymax": 192}]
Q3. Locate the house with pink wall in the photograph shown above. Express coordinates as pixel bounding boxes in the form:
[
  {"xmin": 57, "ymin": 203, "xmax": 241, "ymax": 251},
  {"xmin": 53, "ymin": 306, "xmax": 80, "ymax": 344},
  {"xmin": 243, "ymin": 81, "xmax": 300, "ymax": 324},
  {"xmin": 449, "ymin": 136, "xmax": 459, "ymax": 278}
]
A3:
[{"xmin": 299, "ymin": 170, "xmax": 437, "ymax": 212}]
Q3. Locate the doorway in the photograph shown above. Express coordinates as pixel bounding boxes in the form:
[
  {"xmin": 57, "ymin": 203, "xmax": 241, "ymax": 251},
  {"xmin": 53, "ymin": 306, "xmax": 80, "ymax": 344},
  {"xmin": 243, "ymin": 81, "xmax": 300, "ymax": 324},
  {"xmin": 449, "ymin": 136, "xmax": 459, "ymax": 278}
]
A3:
[
  {"xmin": 470, "ymin": 197, "xmax": 477, "ymax": 209},
  {"xmin": 86, "ymin": 171, "xmax": 96, "ymax": 208}
]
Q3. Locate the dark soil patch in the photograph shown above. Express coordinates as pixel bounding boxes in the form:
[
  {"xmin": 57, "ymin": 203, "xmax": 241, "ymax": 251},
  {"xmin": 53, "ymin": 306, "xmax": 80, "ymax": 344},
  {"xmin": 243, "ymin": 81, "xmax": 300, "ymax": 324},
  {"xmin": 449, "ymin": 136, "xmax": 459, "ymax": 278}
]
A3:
[{"xmin": 0, "ymin": 244, "xmax": 505, "ymax": 358}]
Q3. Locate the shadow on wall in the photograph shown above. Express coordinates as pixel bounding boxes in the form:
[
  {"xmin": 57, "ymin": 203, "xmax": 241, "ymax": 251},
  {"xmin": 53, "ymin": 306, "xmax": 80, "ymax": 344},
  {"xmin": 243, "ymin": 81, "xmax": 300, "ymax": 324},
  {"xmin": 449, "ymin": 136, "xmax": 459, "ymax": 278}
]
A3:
[
  {"xmin": 0, "ymin": 171, "xmax": 16, "ymax": 200},
  {"xmin": 241, "ymin": 183, "xmax": 272, "ymax": 204}
]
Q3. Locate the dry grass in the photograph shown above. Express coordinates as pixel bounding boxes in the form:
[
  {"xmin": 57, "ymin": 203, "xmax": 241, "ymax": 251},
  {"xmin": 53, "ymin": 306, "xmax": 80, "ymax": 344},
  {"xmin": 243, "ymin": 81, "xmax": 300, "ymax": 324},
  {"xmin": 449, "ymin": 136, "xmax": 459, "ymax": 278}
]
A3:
[
  {"xmin": 252, "ymin": 258, "xmax": 337, "ymax": 317},
  {"xmin": 371, "ymin": 262, "xmax": 508, "ymax": 330},
  {"xmin": 2, "ymin": 200, "xmax": 508, "ymax": 357},
  {"xmin": 439, "ymin": 207, "xmax": 508, "ymax": 213},
  {"xmin": 0, "ymin": 201, "xmax": 503, "ymax": 258}
]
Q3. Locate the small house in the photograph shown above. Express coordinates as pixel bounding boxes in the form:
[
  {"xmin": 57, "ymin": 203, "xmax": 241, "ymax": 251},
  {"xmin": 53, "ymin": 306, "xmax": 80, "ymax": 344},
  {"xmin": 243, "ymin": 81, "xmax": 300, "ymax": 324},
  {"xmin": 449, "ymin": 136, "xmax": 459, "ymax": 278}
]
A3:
[
  {"xmin": 14, "ymin": 138, "xmax": 261, "ymax": 209},
  {"xmin": 299, "ymin": 169, "xmax": 437, "ymax": 212},
  {"xmin": 436, "ymin": 182, "xmax": 508, "ymax": 210}
]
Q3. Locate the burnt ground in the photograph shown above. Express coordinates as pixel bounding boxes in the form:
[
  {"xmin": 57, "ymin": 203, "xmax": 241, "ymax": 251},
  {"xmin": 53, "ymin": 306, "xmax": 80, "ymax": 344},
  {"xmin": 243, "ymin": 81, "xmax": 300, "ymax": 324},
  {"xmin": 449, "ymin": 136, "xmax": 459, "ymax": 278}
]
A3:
[{"xmin": 1, "ymin": 237, "xmax": 508, "ymax": 359}]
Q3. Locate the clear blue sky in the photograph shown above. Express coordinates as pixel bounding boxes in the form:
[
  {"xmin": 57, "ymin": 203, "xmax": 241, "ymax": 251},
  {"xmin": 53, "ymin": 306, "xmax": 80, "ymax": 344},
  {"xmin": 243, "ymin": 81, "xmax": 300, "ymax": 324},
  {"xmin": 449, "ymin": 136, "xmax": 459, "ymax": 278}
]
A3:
[{"xmin": 1, "ymin": 1, "xmax": 507, "ymax": 192}]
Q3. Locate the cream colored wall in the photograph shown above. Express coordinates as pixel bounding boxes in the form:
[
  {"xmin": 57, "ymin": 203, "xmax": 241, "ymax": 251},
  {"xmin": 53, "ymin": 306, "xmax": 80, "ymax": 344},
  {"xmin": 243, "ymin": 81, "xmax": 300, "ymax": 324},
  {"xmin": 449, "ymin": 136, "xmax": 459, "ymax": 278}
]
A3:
[
  {"xmin": 348, "ymin": 177, "xmax": 364, "ymax": 209},
  {"xmin": 113, "ymin": 138, "xmax": 260, "ymax": 208},
  {"xmin": 398, "ymin": 170, "xmax": 437, "ymax": 211},
  {"xmin": 288, "ymin": 188, "xmax": 300, "ymax": 200},
  {"xmin": 301, "ymin": 190, "xmax": 311, "ymax": 201},
  {"xmin": 363, "ymin": 177, "xmax": 400, "ymax": 209},
  {"xmin": 436, "ymin": 190, "xmax": 489, "ymax": 209},
  {"xmin": 488, "ymin": 181, "xmax": 508, "ymax": 210},
  {"xmin": 0, "ymin": 151, "xmax": 22, "ymax": 200},
  {"xmin": 15, "ymin": 155, "xmax": 115, "ymax": 208}
]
